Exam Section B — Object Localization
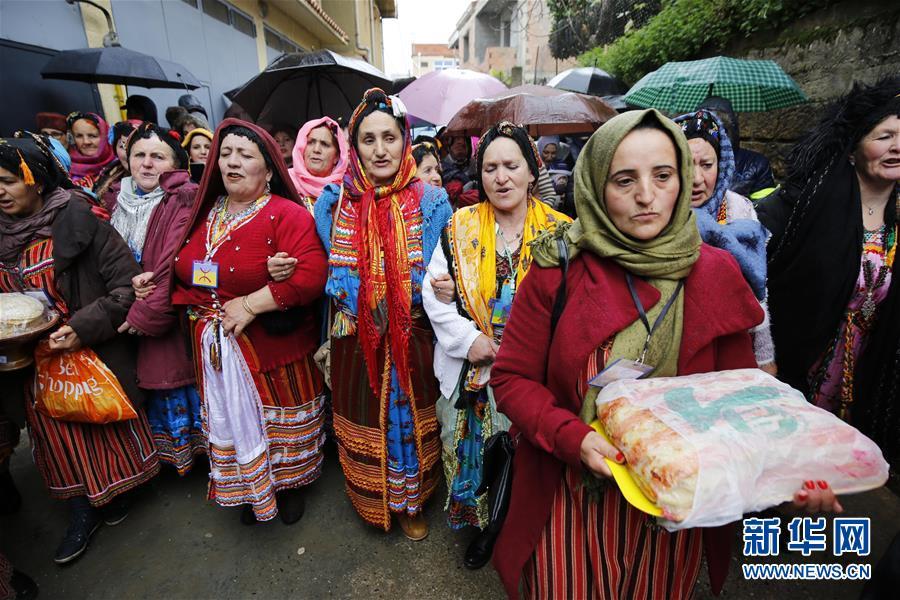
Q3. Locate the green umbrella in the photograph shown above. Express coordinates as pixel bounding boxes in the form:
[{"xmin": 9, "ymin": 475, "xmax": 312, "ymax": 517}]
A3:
[{"xmin": 624, "ymin": 56, "xmax": 807, "ymax": 113}]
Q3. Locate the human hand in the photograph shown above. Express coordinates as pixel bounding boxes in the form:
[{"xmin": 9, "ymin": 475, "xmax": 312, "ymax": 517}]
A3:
[
  {"xmin": 221, "ymin": 297, "xmax": 255, "ymax": 337},
  {"xmin": 116, "ymin": 320, "xmax": 145, "ymax": 335},
  {"xmin": 48, "ymin": 325, "xmax": 82, "ymax": 353},
  {"xmin": 267, "ymin": 252, "xmax": 297, "ymax": 282},
  {"xmin": 579, "ymin": 430, "xmax": 625, "ymax": 479},
  {"xmin": 431, "ymin": 273, "xmax": 456, "ymax": 305},
  {"xmin": 133, "ymin": 272, "xmax": 155, "ymax": 300},
  {"xmin": 760, "ymin": 362, "xmax": 778, "ymax": 376},
  {"xmin": 786, "ymin": 480, "xmax": 843, "ymax": 514},
  {"xmin": 466, "ymin": 334, "xmax": 499, "ymax": 366}
]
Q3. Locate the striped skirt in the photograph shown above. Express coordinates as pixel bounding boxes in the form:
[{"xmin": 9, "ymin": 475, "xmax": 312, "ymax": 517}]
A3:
[
  {"xmin": 25, "ymin": 385, "xmax": 160, "ymax": 507},
  {"xmin": 330, "ymin": 320, "xmax": 441, "ymax": 531},
  {"xmin": 191, "ymin": 318, "xmax": 325, "ymax": 521},
  {"xmin": 523, "ymin": 467, "xmax": 704, "ymax": 600}
]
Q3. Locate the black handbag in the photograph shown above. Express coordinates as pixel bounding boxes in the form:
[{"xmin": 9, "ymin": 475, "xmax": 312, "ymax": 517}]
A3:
[{"xmin": 475, "ymin": 237, "xmax": 571, "ymax": 536}]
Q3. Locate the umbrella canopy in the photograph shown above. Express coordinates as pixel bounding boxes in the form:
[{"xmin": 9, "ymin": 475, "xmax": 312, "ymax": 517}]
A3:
[
  {"xmin": 547, "ymin": 67, "xmax": 628, "ymax": 97},
  {"xmin": 445, "ymin": 85, "xmax": 616, "ymax": 137},
  {"xmin": 397, "ymin": 68, "xmax": 508, "ymax": 126},
  {"xmin": 41, "ymin": 46, "xmax": 202, "ymax": 89},
  {"xmin": 624, "ymin": 56, "xmax": 807, "ymax": 113},
  {"xmin": 230, "ymin": 49, "xmax": 392, "ymax": 126}
]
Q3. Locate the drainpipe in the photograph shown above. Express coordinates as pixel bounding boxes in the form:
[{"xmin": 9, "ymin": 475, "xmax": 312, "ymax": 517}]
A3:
[
  {"xmin": 353, "ymin": 0, "xmax": 370, "ymax": 62},
  {"xmin": 369, "ymin": 0, "xmax": 377, "ymax": 66}
]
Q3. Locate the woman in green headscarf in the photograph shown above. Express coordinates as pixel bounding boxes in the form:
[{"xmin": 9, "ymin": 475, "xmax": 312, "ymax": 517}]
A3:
[{"xmin": 488, "ymin": 109, "xmax": 844, "ymax": 599}]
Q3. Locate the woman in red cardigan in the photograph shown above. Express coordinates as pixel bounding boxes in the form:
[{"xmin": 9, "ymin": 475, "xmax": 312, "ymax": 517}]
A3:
[
  {"xmin": 172, "ymin": 119, "xmax": 328, "ymax": 525},
  {"xmin": 489, "ymin": 109, "xmax": 843, "ymax": 599}
]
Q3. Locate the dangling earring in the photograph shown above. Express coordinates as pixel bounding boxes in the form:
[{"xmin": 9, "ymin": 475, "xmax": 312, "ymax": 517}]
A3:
[
  {"xmin": 265, "ymin": 180, "xmax": 271, "ymax": 194},
  {"xmin": 848, "ymin": 156, "xmax": 856, "ymax": 167}
]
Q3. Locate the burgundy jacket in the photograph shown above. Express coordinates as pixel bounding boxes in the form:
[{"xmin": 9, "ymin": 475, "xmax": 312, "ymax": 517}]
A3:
[
  {"xmin": 490, "ymin": 244, "xmax": 764, "ymax": 598},
  {"xmin": 125, "ymin": 170, "xmax": 198, "ymax": 389}
]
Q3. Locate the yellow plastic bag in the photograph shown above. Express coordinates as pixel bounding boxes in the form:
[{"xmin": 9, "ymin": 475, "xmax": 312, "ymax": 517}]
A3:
[{"xmin": 34, "ymin": 341, "xmax": 138, "ymax": 424}]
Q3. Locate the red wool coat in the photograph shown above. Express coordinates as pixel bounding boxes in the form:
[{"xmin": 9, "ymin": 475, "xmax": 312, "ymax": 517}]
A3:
[
  {"xmin": 125, "ymin": 170, "xmax": 198, "ymax": 389},
  {"xmin": 490, "ymin": 244, "xmax": 764, "ymax": 598}
]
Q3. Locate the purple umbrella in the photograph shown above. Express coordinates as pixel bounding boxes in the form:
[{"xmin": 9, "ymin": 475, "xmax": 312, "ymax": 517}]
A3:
[{"xmin": 398, "ymin": 69, "xmax": 507, "ymax": 126}]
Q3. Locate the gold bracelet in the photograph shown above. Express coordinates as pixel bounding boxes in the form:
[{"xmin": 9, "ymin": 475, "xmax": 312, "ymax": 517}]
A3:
[{"xmin": 241, "ymin": 295, "xmax": 256, "ymax": 316}]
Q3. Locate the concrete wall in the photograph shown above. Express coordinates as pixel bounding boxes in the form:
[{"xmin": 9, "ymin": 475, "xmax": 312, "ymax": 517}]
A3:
[
  {"xmin": 711, "ymin": 0, "xmax": 900, "ymax": 178},
  {"xmin": 322, "ymin": 0, "xmax": 386, "ymax": 70}
]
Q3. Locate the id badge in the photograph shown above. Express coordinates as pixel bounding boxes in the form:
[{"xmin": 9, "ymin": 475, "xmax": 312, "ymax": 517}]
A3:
[
  {"xmin": 588, "ymin": 358, "xmax": 654, "ymax": 388},
  {"xmin": 192, "ymin": 260, "xmax": 219, "ymax": 288},
  {"xmin": 489, "ymin": 297, "xmax": 512, "ymax": 327}
]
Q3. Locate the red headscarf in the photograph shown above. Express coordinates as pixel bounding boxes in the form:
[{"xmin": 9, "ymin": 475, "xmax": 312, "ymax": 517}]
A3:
[
  {"xmin": 66, "ymin": 112, "xmax": 116, "ymax": 183},
  {"xmin": 344, "ymin": 88, "xmax": 421, "ymax": 396},
  {"xmin": 180, "ymin": 118, "xmax": 302, "ymax": 237}
]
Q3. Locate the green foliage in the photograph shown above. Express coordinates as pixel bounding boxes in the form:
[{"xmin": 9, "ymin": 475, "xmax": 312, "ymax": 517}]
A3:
[
  {"xmin": 577, "ymin": 0, "xmax": 838, "ymax": 84},
  {"xmin": 489, "ymin": 68, "xmax": 512, "ymax": 86},
  {"xmin": 548, "ymin": 0, "xmax": 661, "ymax": 60}
]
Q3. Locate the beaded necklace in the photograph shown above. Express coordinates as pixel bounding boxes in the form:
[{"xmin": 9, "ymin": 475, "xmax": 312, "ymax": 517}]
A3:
[{"xmin": 204, "ymin": 193, "xmax": 271, "ymax": 260}]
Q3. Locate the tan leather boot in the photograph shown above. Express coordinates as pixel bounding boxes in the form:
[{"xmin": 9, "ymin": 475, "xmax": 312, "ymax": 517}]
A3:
[{"xmin": 396, "ymin": 512, "xmax": 429, "ymax": 541}]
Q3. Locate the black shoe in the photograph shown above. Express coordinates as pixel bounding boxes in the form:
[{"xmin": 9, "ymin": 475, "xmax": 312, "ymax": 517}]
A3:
[
  {"xmin": 0, "ymin": 470, "xmax": 22, "ymax": 516},
  {"xmin": 276, "ymin": 488, "xmax": 306, "ymax": 525},
  {"xmin": 100, "ymin": 496, "xmax": 129, "ymax": 526},
  {"xmin": 240, "ymin": 504, "xmax": 258, "ymax": 526},
  {"xmin": 463, "ymin": 528, "xmax": 498, "ymax": 570},
  {"xmin": 10, "ymin": 569, "xmax": 38, "ymax": 600},
  {"xmin": 54, "ymin": 506, "xmax": 101, "ymax": 564}
]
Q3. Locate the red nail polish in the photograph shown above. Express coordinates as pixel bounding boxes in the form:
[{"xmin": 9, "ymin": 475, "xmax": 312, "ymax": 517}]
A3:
[
  {"xmin": 615, "ymin": 452, "xmax": 625, "ymax": 462},
  {"xmin": 798, "ymin": 490, "xmax": 808, "ymax": 499},
  {"xmin": 817, "ymin": 481, "xmax": 828, "ymax": 489},
  {"xmin": 804, "ymin": 480, "xmax": 815, "ymax": 490}
]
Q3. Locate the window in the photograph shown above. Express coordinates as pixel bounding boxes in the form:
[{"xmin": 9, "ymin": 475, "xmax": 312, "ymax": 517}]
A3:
[
  {"xmin": 462, "ymin": 33, "xmax": 470, "ymax": 63},
  {"xmin": 200, "ymin": 0, "xmax": 257, "ymax": 38},
  {"xmin": 420, "ymin": 61, "xmax": 429, "ymax": 68},
  {"xmin": 434, "ymin": 59, "xmax": 457, "ymax": 71},
  {"xmin": 180, "ymin": 0, "xmax": 198, "ymax": 7},
  {"xmin": 201, "ymin": 0, "xmax": 229, "ymax": 24},
  {"xmin": 264, "ymin": 26, "xmax": 301, "ymax": 54},
  {"xmin": 231, "ymin": 10, "xmax": 255, "ymax": 37}
]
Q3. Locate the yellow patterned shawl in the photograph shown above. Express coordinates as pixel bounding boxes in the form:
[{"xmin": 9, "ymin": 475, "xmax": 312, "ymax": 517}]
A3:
[{"xmin": 450, "ymin": 197, "xmax": 571, "ymax": 338}]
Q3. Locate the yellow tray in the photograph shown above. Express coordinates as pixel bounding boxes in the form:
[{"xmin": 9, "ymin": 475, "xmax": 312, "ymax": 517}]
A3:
[{"xmin": 590, "ymin": 419, "xmax": 663, "ymax": 518}]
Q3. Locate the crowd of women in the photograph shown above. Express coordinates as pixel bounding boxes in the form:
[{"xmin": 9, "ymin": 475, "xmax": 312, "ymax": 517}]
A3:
[{"xmin": 0, "ymin": 76, "xmax": 897, "ymax": 599}]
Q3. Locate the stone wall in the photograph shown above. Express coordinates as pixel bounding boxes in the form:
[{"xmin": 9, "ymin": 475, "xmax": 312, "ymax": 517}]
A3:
[{"xmin": 711, "ymin": 0, "xmax": 900, "ymax": 178}]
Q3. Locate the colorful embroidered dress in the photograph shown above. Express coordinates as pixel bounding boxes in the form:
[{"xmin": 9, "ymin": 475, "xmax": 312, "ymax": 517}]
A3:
[
  {"xmin": 809, "ymin": 224, "xmax": 897, "ymax": 419},
  {"xmin": 0, "ymin": 238, "xmax": 160, "ymax": 506},
  {"xmin": 316, "ymin": 181, "xmax": 451, "ymax": 530},
  {"xmin": 434, "ymin": 199, "xmax": 569, "ymax": 529},
  {"xmin": 173, "ymin": 195, "xmax": 327, "ymax": 521}
]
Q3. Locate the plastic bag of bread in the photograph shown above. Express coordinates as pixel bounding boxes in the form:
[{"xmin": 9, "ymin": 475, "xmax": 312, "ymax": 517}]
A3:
[{"xmin": 594, "ymin": 369, "xmax": 889, "ymax": 531}]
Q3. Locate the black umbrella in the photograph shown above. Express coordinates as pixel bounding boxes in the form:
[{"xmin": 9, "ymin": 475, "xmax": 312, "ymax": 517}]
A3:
[
  {"xmin": 41, "ymin": 45, "xmax": 202, "ymax": 89},
  {"xmin": 230, "ymin": 49, "xmax": 392, "ymax": 126},
  {"xmin": 547, "ymin": 67, "xmax": 628, "ymax": 97}
]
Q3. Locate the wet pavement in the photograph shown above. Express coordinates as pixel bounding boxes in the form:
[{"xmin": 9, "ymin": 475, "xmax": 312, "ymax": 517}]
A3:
[{"xmin": 3, "ymin": 434, "xmax": 898, "ymax": 599}]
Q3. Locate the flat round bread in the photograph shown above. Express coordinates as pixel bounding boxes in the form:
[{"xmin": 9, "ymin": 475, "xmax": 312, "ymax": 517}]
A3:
[{"xmin": 0, "ymin": 293, "xmax": 46, "ymax": 337}]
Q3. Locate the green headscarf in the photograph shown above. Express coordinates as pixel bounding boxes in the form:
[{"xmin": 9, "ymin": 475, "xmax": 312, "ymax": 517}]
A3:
[
  {"xmin": 532, "ymin": 110, "xmax": 703, "ymax": 497},
  {"xmin": 531, "ymin": 109, "xmax": 701, "ymax": 278}
]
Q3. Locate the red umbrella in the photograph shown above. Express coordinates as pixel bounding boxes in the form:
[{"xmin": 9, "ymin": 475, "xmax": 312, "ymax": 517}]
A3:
[{"xmin": 445, "ymin": 85, "xmax": 616, "ymax": 137}]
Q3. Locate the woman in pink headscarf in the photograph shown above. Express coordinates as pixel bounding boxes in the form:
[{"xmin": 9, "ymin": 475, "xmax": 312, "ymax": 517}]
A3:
[
  {"xmin": 288, "ymin": 117, "xmax": 349, "ymax": 213},
  {"xmin": 66, "ymin": 112, "xmax": 117, "ymax": 189}
]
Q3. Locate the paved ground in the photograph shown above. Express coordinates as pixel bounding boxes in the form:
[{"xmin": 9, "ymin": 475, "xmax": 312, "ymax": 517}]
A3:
[{"xmin": 3, "ymin": 434, "xmax": 898, "ymax": 599}]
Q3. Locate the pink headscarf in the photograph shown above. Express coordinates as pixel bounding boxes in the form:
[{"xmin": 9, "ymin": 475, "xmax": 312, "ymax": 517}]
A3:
[
  {"xmin": 288, "ymin": 116, "xmax": 349, "ymax": 200},
  {"xmin": 66, "ymin": 112, "xmax": 116, "ymax": 182}
]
